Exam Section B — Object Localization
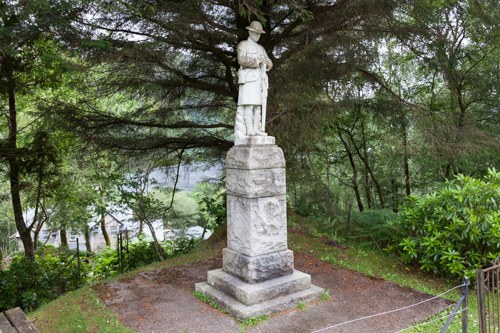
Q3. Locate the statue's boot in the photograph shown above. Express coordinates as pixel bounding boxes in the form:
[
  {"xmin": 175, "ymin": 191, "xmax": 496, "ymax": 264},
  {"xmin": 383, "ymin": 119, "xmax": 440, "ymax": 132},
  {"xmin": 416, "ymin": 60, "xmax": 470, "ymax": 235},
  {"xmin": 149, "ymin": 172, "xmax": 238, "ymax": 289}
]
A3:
[
  {"xmin": 245, "ymin": 112, "xmax": 255, "ymax": 135},
  {"xmin": 253, "ymin": 111, "xmax": 265, "ymax": 135}
]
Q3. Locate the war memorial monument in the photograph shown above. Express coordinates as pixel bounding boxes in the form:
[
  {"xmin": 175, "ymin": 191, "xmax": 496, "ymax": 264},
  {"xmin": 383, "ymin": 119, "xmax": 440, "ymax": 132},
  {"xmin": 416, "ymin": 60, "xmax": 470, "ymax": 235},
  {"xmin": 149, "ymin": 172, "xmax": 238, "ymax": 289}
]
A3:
[{"xmin": 195, "ymin": 21, "xmax": 324, "ymax": 319}]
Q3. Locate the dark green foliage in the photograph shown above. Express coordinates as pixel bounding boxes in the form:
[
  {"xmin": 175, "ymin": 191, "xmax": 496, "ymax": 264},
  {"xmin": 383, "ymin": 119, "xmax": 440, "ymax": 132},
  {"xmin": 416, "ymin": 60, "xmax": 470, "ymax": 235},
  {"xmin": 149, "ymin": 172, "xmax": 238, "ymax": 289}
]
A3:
[
  {"xmin": 91, "ymin": 237, "xmax": 197, "ymax": 280},
  {"xmin": 347, "ymin": 209, "xmax": 398, "ymax": 248},
  {"xmin": 393, "ymin": 169, "xmax": 500, "ymax": 281},
  {"xmin": 0, "ymin": 237, "xmax": 196, "ymax": 312},
  {"xmin": 0, "ymin": 253, "xmax": 88, "ymax": 312},
  {"xmin": 198, "ymin": 189, "xmax": 227, "ymax": 234}
]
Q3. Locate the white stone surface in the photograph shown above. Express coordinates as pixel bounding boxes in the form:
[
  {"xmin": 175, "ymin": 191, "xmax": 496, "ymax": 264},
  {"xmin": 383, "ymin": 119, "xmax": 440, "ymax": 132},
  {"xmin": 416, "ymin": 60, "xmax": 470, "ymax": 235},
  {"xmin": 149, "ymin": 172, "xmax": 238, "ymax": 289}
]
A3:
[
  {"xmin": 227, "ymin": 194, "xmax": 287, "ymax": 257},
  {"xmin": 226, "ymin": 168, "xmax": 285, "ymax": 198},
  {"xmin": 236, "ymin": 21, "xmax": 273, "ymax": 137},
  {"xmin": 226, "ymin": 144, "xmax": 285, "ymax": 169},
  {"xmin": 207, "ymin": 269, "xmax": 311, "ymax": 305}
]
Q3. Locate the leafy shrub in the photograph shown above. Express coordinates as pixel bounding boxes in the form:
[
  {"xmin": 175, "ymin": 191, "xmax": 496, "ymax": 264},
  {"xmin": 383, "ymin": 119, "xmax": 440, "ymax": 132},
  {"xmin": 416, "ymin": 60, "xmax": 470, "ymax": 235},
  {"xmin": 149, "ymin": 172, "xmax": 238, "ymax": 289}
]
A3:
[
  {"xmin": 197, "ymin": 189, "xmax": 226, "ymax": 233},
  {"xmin": 91, "ymin": 237, "xmax": 197, "ymax": 280},
  {"xmin": 394, "ymin": 169, "xmax": 500, "ymax": 281},
  {"xmin": 0, "ymin": 253, "xmax": 88, "ymax": 312},
  {"xmin": 0, "ymin": 236, "xmax": 196, "ymax": 312}
]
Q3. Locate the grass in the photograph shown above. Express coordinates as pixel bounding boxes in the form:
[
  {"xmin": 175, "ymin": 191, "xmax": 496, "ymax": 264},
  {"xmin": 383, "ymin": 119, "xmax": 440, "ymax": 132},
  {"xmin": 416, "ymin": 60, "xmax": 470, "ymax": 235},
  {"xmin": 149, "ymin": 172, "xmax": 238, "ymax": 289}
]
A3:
[
  {"xmin": 294, "ymin": 301, "xmax": 308, "ymax": 312},
  {"xmin": 319, "ymin": 289, "xmax": 330, "ymax": 302},
  {"xmin": 237, "ymin": 315, "xmax": 270, "ymax": 331},
  {"xmin": 287, "ymin": 220, "xmax": 480, "ymax": 333},
  {"xmin": 192, "ymin": 291, "xmax": 227, "ymax": 314},
  {"xmin": 28, "ymin": 287, "xmax": 134, "ymax": 333}
]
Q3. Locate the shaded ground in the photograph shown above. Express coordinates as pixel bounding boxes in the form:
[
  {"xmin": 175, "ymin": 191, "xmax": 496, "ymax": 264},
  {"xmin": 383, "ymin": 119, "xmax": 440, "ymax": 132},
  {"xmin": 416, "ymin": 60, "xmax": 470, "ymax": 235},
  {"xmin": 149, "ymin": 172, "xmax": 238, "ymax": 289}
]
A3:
[{"xmin": 93, "ymin": 250, "xmax": 453, "ymax": 333}]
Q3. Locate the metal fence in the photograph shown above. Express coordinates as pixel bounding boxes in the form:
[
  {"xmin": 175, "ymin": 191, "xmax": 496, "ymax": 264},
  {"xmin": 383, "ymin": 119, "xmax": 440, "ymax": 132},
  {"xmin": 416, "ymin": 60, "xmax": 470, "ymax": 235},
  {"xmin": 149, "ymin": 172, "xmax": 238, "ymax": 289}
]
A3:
[
  {"xmin": 440, "ymin": 277, "xmax": 469, "ymax": 333},
  {"xmin": 53, "ymin": 238, "xmax": 82, "ymax": 286},
  {"xmin": 116, "ymin": 229, "xmax": 148, "ymax": 273},
  {"xmin": 477, "ymin": 257, "xmax": 500, "ymax": 333}
]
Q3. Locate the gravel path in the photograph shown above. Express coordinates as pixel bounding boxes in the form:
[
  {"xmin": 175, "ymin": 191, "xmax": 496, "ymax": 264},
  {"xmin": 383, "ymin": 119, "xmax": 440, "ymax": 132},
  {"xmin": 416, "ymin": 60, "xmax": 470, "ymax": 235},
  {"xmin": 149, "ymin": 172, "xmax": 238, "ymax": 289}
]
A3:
[{"xmin": 94, "ymin": 251, "xmax": 452, "ymax": 333}]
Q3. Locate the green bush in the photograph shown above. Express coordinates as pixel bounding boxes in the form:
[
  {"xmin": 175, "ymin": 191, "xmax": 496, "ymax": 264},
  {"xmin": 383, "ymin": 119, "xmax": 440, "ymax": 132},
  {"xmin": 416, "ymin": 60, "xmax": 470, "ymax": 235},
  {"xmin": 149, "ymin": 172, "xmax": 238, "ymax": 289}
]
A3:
[
  {"xmin": 0, "ymin": 236, "xmax": 196, "ymax": 312},
  {"xmin": 394, "ymin": 169, "xmax": 500, "ymax": 281},
  {"xmin": 0, "ymin": 253, "xmax": 89, "ymax": 312},
  {"xmin": 91, "ymin": 237, "xmax": 197, "ymax": 280}
]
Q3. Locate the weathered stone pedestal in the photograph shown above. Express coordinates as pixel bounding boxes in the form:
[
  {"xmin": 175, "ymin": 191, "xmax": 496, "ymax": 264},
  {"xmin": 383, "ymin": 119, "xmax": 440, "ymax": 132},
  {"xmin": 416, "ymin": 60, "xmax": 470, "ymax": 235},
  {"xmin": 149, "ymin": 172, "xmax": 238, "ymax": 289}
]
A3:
[{"xmin": 195, "ymin": 136, "xmax": 324, "ymax": 319}]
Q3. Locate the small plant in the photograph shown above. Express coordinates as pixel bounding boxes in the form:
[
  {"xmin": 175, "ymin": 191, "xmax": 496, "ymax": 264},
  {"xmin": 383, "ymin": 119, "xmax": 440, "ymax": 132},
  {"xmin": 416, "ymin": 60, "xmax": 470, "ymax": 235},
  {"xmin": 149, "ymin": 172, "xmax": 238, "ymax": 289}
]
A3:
[
  {"xmin": 319, "ymin": 289, "xmax": 330, "ymax": 302},
  {"xmin": 295, "ymin": 301, "xmax": 307, "ymax": 312},
  {"xmin": 237, "ymin": 315, "xmax": 269, "ymax": 330},
  {"xmin": 192, "ymin": 291, "xmax": 227, "ymax": 314}
]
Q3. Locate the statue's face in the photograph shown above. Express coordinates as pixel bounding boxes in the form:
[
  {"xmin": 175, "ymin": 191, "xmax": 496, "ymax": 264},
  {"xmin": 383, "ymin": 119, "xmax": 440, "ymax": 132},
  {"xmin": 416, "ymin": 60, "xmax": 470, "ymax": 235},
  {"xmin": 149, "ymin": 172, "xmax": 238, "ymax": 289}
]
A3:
[{"xmin": 249, "ymin": 31, "xmax": 261, "ymax": 42}]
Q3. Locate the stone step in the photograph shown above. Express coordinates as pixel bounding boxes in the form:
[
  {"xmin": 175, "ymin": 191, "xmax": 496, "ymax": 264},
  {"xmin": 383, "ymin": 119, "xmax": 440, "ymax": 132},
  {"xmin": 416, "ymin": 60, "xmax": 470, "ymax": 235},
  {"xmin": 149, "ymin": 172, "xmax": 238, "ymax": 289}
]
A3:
[
  {"xmin": 195, "ymin": 281, "xmax": 324, "ymax": 320},
  {"xmin": 207, "ymin": 269, "xmax": 311, "ymax": 305}
]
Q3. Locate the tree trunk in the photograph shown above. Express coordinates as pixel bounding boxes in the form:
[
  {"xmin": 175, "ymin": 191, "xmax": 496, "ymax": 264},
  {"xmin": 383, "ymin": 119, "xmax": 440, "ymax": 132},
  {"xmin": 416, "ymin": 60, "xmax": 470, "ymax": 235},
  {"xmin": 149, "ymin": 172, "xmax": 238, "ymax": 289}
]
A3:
[
  {"xmin": 60, "ymin": 228, "xmax": 68, "ymax": 248},
  {"xmin": 100, "ymin": 214, "xmax": 111, "ymax": 247},
  {"xmin": 7, "ymin": 76, "xmax": 35, "ymax": 260},
  {"xmin": 402, "ymin": 124, "xmax": 411, "ymax": 196},
  {"xmin": 305, "ymin": 149, "xmax": 336, "ymax": 216},
  {"xmin": 345, "ymin": 130, "xmax": 385, "ymax": 208},
  {"xmin": 361, "ymin": 122, "xmax": 373, "ymax": 209},
  {"xmin": 85, "ymin": 228, "xmax": 92, "ymax": 252},
  {"xmin": 363, "ymin": 170, "xmax": 373, "ymax": 209},
  {"xmin": 391, "ymin": 179, "xmax": 398, "ymax": 213},
  {"xmin": 139, "ymin": 220, "xmax": 143, "ymax": 235},
  {"xmin": 444, "ymin": 162, "xmax": 452, "ymax": 180},
  {"xmin": 338, "ymin": 129, "xmax": 364, "ymax": 212},
  {"xmin": 143, "ymin": 216, "xmax": 164, "ymax": 261}
]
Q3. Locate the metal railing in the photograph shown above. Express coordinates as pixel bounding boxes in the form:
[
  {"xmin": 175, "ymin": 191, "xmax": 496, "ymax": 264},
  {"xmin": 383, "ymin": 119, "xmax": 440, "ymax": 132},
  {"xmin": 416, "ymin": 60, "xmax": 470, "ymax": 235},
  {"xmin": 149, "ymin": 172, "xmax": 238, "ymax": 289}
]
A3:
[
  {"xmin": 54, "ymin": 238, "xmax": 81, "ymax": 284},
  {"xmin": 440, "ymin": 277, "xmax": 469, "ymax": 333},
  {"xmin": 477, "ymin": 257, "xmax": 500, "ymax": 333},
  {"xmin": 116, "ymin": 229, "xmax": 148, "ymax": 273}
]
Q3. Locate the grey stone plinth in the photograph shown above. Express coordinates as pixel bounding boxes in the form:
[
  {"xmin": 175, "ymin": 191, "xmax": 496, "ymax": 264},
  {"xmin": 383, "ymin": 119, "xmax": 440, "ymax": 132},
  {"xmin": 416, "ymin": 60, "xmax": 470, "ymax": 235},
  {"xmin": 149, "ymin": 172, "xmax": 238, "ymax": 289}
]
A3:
[
  {"xmin": 235, "ymin": 135, "xmax": 275, "ymax": 146},
  {"xmin": 223, "ymin": 248, "xmax": 294, "ymax": 284},
  {"xmin": 226, "ymin": 144, "xmax": 285, "ymax": 170},
  {"xmin": 227, "ymin": 195, "xmax": 287, "ymax": 257},
  {"xmin": 193, "ymin": 139, "xmax": 325, "ymax": 320},
  {"xmin": 226, "ymin": 168, "xmax": 286, "ymax": 198},
  {"xmin": 207, "ymin": 269, "xmax": 311, "ymax": 305},
  {"xmin": 195, "ymin": 281, "xmax": 324, "ymax": 320}
]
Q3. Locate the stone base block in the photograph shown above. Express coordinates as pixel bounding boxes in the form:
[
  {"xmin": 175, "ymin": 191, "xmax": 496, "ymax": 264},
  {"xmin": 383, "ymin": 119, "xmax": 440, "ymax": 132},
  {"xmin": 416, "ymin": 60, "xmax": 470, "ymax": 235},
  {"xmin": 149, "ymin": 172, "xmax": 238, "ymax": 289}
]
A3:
[
  {"xmin": 195, "ymin": 281, "xmax": 324, "ymax": 320},
  {"xmin": 226, "ymin": 143, "xmax": 285, "ymax": 170},
  {"xmin": 207, "ymin": 269, "xmax": 311, "ymax": 305},
  {"xmin": 235, "ymin": 135, "xmax": 275, "ymax": 146},
  {"xmin": 223, "ymin": 248, "xmax": 294, "ymax": 283},
  {"xmin": 227, "ymin": 195, "xmax": 288, "ymax": 257},
  {"xmin": 226, "ymin": 167, "xmax": 286, "ymax": 198}
]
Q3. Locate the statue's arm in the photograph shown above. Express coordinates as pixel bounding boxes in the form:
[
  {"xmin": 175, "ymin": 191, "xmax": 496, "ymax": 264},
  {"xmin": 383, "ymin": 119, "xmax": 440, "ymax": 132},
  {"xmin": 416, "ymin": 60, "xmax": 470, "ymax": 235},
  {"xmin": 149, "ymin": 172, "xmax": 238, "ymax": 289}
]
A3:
[
  {"xmin": 264, "ymin": 55, "xmax": 273, "ymax": 71},
  {"xmin": 259, "ymin": 45, "xmax": 273, "ymax": 71},
  {"xmin": 237, "ymin": 42, "xmax": 259, "ymax": 68}
]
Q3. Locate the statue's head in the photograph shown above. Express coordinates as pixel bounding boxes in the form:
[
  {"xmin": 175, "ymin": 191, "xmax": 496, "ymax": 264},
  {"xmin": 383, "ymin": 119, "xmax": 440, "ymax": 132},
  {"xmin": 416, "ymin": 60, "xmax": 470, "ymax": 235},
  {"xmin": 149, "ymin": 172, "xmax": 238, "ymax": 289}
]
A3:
[{"xmin": 246, "ymin": 21, "xmax": 265, "ymax": 42}]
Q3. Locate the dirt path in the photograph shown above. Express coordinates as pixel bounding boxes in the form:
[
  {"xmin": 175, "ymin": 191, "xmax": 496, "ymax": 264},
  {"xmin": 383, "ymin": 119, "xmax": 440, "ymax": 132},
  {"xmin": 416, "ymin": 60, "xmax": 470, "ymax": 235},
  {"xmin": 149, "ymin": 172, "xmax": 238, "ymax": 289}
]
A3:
[{"xmin": 94, "ymin": 251, "xmax": 452, "ymax": 333}]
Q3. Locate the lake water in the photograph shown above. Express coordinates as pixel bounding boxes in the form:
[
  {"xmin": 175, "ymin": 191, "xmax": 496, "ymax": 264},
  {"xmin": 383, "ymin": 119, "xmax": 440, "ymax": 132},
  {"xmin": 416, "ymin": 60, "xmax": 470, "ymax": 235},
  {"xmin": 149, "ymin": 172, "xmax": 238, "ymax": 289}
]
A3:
[{"xmin": 150, "ymin": 162, "xmax": 223, "ymax": 192}]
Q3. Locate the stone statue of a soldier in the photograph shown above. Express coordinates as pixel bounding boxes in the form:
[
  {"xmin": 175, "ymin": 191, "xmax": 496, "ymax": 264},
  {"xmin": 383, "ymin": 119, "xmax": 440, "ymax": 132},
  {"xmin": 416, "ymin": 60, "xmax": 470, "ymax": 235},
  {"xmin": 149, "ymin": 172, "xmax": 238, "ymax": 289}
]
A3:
[{"xmin": 235, "ymin": 21, "xmax": 273, "ymax": 143}]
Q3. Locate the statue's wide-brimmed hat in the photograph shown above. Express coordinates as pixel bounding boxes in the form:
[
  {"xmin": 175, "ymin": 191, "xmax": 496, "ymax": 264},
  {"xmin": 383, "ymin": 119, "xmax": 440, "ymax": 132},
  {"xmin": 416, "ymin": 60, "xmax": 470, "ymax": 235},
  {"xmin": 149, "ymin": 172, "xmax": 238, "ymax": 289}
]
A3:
[{"xmin": 246, "ymin": 21, "xmax": 265, "ymax": 34}]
